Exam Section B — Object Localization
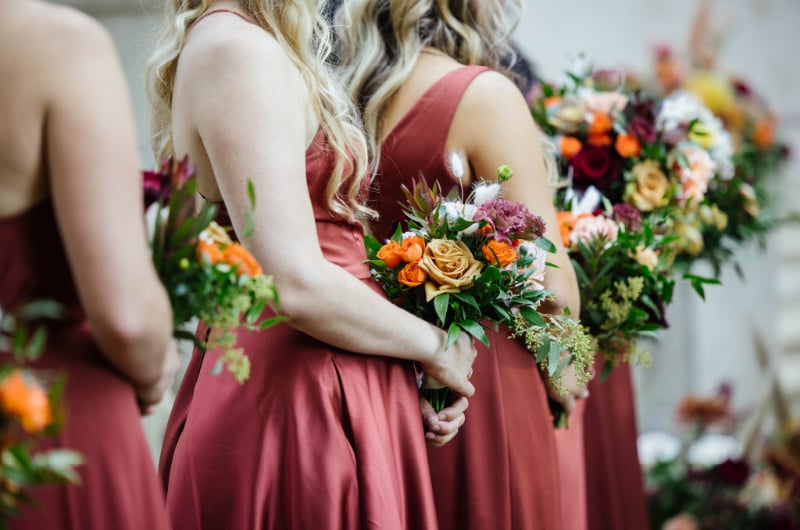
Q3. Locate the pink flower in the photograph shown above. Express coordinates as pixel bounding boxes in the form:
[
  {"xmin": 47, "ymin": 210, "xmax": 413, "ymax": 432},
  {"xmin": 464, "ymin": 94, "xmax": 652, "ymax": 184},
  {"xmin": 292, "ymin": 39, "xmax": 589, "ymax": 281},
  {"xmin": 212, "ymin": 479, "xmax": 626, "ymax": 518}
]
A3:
[
  {"xmin": 675, "ymin": 144, "xmax": 715, "ymax": 204},
  {"xmin": 570, "ymin": 214, "xmax": 619, "ymax": 245},
  {"xmin": 516, "ymin": 241, "xmax": 547, "ymax": 289},
  {"xmin": 475, "ymin": 199, "xmax": 546, "ymax": 243},
  {"xmin": 579, "ymin": 88, "xmax": 629, "ymax": 116}
]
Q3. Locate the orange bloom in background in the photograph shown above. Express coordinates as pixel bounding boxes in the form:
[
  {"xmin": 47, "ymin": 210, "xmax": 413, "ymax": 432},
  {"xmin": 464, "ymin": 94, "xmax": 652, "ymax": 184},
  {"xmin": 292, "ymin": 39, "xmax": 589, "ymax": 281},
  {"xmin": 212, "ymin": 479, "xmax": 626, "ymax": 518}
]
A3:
[
  {"xmin": 587, "ymin": 133, "xmax": 613, "ymax": 147},
  {"xmin": 198, "ymin": 239, "xmax": 225, "ymax": 265},
  {"xmin": 559, "ymin": 136, "xmax": 583, "ymax": 160},
  {"xmin": 482, "ymin": 240, "xmax": 517, "ymax": 267},
  {"xmin": 377, "ymin": 240, "xmax": 404, "ymax": 268},
  {"xmin": 544, "ymin": 95, "xmax": 562, "ymax": 108},
  {"xmin": 0, "ymin": 370, "xmax": 53, "ymax": 433},
  {"xmin": 398, "ymin": 261, "xmax": 427, "ymax": 287},
  {"xmin": 556, "ymin": 211, "xmax": 576, "ymax": 247},
  {"xmin": 588, "ymin": 113, "xmax": 613, "ymax": 135},
  {"xmin": 615, "ymin": 133, "xmax": 641, "ymax": 158},
  {"xmin": 400, "ymin": 236, "xmax": 426, "ymax": 263},
  {"xmin": 753, "ymin": 119, "xmax": 775, "ymax": 149},
  {"xmin": 223, "ymin": 243, "xmax": 263, "ymax": 277},
  {"xmin": 477, "ymin": 224, "xmax": 493, "ymax": 236}
]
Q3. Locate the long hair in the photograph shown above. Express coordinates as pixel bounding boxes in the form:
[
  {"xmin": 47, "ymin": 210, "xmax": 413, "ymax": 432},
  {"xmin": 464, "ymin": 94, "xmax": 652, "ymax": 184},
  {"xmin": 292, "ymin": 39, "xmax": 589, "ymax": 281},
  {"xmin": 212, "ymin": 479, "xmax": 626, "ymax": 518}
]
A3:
[
  {"xmin": 335, "ymin": 0, "xmax": 524, "ymax": 172},
  {"xmin": 147, "ymin": 0, "xmax": 372, "ymax": 220}
]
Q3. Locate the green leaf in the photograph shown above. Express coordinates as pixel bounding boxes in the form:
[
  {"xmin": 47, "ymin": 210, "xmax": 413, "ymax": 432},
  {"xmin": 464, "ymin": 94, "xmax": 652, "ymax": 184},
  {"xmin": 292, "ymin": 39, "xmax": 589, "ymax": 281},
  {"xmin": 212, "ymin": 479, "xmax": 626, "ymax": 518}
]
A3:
[
  {"xmin": 258, "ymin": 315, "xmax": 289, "ymax": 329},
  {"xmin": 599, "ymin": 361, "xmax": 614, "ymax": 382},
  {"xmin": 245, "ymin": 299, "xmax": 267, "ymax": 325},
  {"xmin": 452, "ymin": 292, "xmax": 480, "ymax": 310},
  {"xmin": 24, "ymin": 326, "xmax": 48, "ymax": 360},
  {"xmin": 547, "ymin": 341, "xmax": 562, "ymax": 375},
  {"xmin": 536, "ymin": 335, "xmax": 551, "ymax": 363},
  {"xmin": 445, "ymin": 322, "xmax": 461, "ymax": 350},
  {"xmin": 535, "ymin": 236, "xmax": 557, "ymax": 253},
  {"xmin": 433, "ymin": 293, "xmax": 450, "ymax": 326},
  {"xmin": 391, "ymin": 223, "xmax": 404, "ymax": 243},
  {"xmin": 520, "ymin": 307, "xmax": 545, "ymax": 327},
  {"xmin": 247, "ymin": 178, "xmax": 257, "ymax": 209},
  {"xmin": 458, "ymin": 320, "xmax": 489, "ymax": 348}
]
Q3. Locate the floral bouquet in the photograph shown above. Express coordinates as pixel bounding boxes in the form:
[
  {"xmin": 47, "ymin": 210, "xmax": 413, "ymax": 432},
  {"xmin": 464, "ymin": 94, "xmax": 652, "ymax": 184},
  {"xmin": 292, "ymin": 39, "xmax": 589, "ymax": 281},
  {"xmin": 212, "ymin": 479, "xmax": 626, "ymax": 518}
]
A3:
[
  {"xmin": 647, "ymin": 45, "xmax": 792, "ymax": 275},
  {"xmin": 144, "ymin": 157, "xmax": 283, "ymax": 383},
  {"xmin": 365, "ymin": 163, "xmax": 593, "ymax": 414},
  {"xmin": 531, "ymin": 55, "xmax": 721, "ymax": 372},
  {"xmin": 0, "ymin": 301, "xmax": 82, "ymax": 527}
]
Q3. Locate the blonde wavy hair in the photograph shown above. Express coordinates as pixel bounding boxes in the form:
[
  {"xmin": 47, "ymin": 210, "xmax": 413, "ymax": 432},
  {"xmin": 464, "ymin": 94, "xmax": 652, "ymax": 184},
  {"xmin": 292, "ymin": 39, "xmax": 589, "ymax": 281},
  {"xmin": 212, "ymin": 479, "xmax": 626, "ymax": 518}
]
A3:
[
  {"xmin": 147, "ymin": 0, "xmax": 372, "ymax": 220},
  {"xmin": 335, "ymin": 0, "xmax": 524, "ymax": 171}
]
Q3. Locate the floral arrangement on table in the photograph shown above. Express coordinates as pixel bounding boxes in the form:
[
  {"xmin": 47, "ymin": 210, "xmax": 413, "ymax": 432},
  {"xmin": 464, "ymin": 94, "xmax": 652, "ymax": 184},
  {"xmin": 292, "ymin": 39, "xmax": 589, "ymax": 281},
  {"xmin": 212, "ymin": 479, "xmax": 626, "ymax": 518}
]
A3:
[
  {"xmin": 144, "ymin": 157, "xmax": 283, "ymax": 384},
  {"xmin": 640, "ymin": 385, "xmax": 800, "ymax": 529},
  {"xmin": 644, "ymin": 44, "xmax": 793, "ymax": 276},
  {"xmin": 364, "ymin": 162, "xmax": 593, "ymax": 415},
  {"xmin": 0, "ymin": 301, "xmax": 82, "ymax": 528},
  {"xmin": 530, "ymin": 55, "xmax": 721, "ymax": 373}
]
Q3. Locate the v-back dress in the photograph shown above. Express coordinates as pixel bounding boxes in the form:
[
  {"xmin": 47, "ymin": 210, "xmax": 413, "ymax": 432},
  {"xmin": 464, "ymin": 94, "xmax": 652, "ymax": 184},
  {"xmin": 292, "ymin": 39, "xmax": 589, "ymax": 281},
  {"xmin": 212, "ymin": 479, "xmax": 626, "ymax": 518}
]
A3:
[
  {"xmin": 373, "ymin": 65, "xmax": 563, "ymax": 530},
  {"xmin": 0, "ymin": 199, "xmax": 171, "ymax": 530},
  {"xmin": 158, "ymin": 127, "xmax": 439, "ymax": 529}
]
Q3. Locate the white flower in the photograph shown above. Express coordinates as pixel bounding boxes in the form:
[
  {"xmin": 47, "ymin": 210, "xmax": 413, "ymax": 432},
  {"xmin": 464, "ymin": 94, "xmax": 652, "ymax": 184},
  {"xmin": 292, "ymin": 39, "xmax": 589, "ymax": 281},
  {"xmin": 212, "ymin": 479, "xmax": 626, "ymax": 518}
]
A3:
[
  {"xmin": 145, "ymin": 203, "xmax": 169, "ymax": 244},
  {"xmin": 472, "ymin": 182, "xmax": 501, "ymax": 206},
  {"xmin": 447, "ymin": 150, "xmax": 466, "ymax": 181},
  {"xmin": 441, "ymin": 201, "xmax": 479, "ymax": 235},
  {"xmin": 686, "ymin": 433, "xmax": 742, "ymax": 467},
  {"xmin": 568, "ymin": 185, "xmax": 603, "ymax": 216},
  {"xmin": 517, "ymin": 241, "xmax": 547, "ymax": 289},
  {"xmin": 637, "ymin": 431, "xmax": 682, "ymax": 468}
]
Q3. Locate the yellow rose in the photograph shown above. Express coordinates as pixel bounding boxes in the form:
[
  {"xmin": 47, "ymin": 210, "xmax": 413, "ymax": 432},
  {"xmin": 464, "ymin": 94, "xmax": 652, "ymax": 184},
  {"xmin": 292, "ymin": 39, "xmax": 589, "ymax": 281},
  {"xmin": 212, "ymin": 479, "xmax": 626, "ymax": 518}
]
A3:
[
  {"xmin": 625, "ymin": 160, "xmax": 670, "ymax": 212},
  {"xmin": 418, "ymin": 239, "xmax": 483, "ymax": 302},
  {"xmin": 740, "ymin": 183, "xmax": 760, "ymax": 218},
  {"xmin": 674, "ymin": 220, "xmax": 704, "ymax": 257},
  {"xmin": 548, "ymin": 96, "xmax": 587, "ymax": 135}
]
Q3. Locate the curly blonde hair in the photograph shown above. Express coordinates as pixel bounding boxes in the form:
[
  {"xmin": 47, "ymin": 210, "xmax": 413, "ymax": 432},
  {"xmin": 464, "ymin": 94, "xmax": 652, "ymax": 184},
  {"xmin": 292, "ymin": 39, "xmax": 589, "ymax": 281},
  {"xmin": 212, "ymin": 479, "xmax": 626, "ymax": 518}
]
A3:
[
  {"xmin": 147, "ymin": 0, "xmax": 372, "ymax": 220},
  {"xmin": 335, "ymin": 0, "xmax": 524, "ymax": 171}
]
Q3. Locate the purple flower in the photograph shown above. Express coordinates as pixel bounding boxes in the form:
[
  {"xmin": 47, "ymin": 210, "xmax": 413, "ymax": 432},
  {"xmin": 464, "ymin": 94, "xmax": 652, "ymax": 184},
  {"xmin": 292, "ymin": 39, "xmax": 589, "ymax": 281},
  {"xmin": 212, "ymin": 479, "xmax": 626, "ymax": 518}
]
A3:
[
  {"xmin": 476, "ymin": 199, "xmax": 546, "ymax": 243},
  {"xmin": 629, "ymin": 116, "xmax": 657, "ymax": 144},
  {"xmin": 612, "ymin": 203, "xmax": 642, "ymax": 231}
]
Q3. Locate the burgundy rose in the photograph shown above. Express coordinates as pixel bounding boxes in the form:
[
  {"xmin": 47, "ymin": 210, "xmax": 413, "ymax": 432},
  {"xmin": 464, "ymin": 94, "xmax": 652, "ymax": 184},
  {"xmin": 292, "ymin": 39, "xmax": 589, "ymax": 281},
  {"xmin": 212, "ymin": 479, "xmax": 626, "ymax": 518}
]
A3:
[
  {"xmin": 612, "ymin": 203, "xmax": 642, "ymax": 231},
  {"xmin": 629, "ymin": 116, "xmax": 657, "ymax": 144},
  {"xmin": 713, "ymin": 458, "xmax": 750, "ymax": 487},
  {"xmin": 142, "ymin": 156, "xmax": 196, "ymax": 209},
  {"xmin": 143, "ymin": 169, "xmax": 165, "ymax": 208},
  {"xmin": 571, "ymin": 145, "xmax": 622, "ymax": 191}
]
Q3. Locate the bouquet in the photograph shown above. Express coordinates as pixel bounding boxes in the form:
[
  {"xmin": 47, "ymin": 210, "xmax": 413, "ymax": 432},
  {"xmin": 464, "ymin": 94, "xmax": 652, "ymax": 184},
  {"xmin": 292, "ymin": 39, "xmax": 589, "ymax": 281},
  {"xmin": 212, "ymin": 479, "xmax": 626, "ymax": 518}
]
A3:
[
  {"xmin": 144, "ymin": 157, "xmax": 284, "ymax": 383},
  {"xmin": 0, "ymin": 302, "xmax": 82, "ymax": 527},
  {"xmin": 531, "ymin": 55, "xmax": 720, "ymax": 372},
  {"xmin": 647, "ymin": 45, "xmax": 792, "ymax": 275},
  {"xmin": 365, "ymin": 162, "xmax": 593, "ymax": 414}
]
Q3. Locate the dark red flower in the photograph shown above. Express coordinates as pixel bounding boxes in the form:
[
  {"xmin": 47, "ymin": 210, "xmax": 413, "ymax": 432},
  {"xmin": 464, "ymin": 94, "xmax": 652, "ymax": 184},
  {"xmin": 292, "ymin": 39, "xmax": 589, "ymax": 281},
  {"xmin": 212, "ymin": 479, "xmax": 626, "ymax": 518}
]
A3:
[
  {"xmin": 571, "ymin": 145, "xmax": 622, "ymax": 191},
  {"xmin": 612, "ymin": 203, "xmax": 642, "ymax": 231},
  {"xmin": 629, "ymin": 116, "xmax": 657, "ymax": 144},
  {"xmin": 142, "ymin": 155, "xmax": 196, "ymax": 209},
  {"xmin": 713, "ymin": 458, "xmax": 750, "ymax": 487}
]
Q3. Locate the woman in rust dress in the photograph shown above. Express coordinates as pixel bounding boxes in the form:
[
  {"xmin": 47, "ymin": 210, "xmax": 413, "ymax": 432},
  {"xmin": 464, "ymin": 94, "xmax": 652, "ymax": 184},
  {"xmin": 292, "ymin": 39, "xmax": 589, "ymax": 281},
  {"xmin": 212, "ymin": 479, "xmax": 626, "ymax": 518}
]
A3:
[
  {"xmin": 147, "ymin": 1, "xmax": 476, "ymax": 528},
  {"xmin": 336, "ymin": 2, "xmax": 588, "ymax": 528},
  {"xmin": 0, "ymin": 1, "xmax": 178, "ymax": 528}
]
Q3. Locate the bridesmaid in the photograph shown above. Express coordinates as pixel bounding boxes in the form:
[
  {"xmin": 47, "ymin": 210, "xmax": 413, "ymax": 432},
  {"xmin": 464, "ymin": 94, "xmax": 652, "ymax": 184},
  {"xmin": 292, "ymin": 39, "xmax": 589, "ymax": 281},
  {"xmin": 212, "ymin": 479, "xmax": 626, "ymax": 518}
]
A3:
[
  {"xmin": 336, "ymin": 1, "xmax": 587, "ymax": 529},
  {"xmin": 147, "ymin": 1, "xmax": 476, "ymax": 528},
  {"xmin": 0, "ymin": 1, "xmax": 178, "ymax": 528}
]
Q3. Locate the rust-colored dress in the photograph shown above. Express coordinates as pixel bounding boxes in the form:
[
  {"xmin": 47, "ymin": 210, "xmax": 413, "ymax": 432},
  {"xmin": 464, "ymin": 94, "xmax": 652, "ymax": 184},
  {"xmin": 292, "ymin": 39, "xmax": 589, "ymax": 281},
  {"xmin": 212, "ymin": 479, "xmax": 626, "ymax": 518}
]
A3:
[
  {"xmin": 373, "ymin": 65, "xmax": 563, "ymax": 530},
  {"xmin": 583, "ymin": 358, "xmax": 649, "ymax": 529},
  {"xmin": 0, "ymin": 199, "xmax": 171, "ymax": 530},
  {"xmin": 158, "ymin": 129, "xmax": 439, "ymax": 530}
]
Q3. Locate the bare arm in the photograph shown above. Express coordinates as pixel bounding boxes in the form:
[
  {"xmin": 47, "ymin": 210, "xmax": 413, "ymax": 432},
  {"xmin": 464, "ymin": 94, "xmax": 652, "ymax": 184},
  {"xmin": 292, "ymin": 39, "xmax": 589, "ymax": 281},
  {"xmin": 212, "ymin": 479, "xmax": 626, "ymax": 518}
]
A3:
[
  {"xmin": 177, "ymin": 25, "xmax": 475, "ymax": 396},
  {"xmin": 453, "ymin": 71, "xmax": 581, "ymax": 317},
  {"xmin": 42, "ymin": 11, "xmax": 177, "ymax": 401}
]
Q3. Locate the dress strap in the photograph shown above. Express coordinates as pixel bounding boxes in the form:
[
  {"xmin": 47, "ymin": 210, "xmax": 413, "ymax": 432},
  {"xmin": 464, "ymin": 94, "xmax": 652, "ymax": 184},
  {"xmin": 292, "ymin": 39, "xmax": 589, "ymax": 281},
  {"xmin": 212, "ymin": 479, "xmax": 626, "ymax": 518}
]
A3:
[{"xmin": 194, "ymin": 8, "xmax": 255, "ymax": 27}]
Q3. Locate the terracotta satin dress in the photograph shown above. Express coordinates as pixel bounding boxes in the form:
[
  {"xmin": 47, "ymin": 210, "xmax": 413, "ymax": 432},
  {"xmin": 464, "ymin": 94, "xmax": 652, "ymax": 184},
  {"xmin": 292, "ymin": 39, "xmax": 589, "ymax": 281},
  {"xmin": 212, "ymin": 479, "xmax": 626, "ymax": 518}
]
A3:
[
  {"xmin": 583, "ymin": 358, "xmax": 649, "ymax": 529},
  {"xmin": 158, "ymin": 129, "xmax": 438, "ymax": 530},
  {"xmin": 373, "ymin": 65, "xmax": 563, "ymax": 530},
  {"xmin": 0, "ymin": 199, "xmax": 170, "ymax": 530}
]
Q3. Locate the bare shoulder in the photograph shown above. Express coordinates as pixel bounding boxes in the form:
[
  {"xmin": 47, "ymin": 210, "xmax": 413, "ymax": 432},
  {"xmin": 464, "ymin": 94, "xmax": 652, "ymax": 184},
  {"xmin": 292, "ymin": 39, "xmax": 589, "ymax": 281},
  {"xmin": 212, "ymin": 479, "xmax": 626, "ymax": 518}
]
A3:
[
  {"xmin": 179, "ymin": 17, "xmax": 298, "ymax": 86},
  {"xmin": 27, "ymin": 1, "xmax": 115, "ymax": 59},
  {"xmin": 460, "ymin": 69, "xmax": 530, "ymax": 118}
]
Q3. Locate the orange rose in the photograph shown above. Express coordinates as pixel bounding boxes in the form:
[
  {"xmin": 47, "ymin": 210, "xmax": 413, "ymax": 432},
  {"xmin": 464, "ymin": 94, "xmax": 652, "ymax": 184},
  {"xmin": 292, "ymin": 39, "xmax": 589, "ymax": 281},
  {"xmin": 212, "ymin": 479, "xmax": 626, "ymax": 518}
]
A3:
[
  {"xmin": 478, "ymin": 223, "xmax": 493, "ymax": 236},
  {"xmin": 223, "ymin": 243, "xmax": 263, "ymax": 277},
  {"xmin": 559, "ymin": 136, "xmax": 583, "ymax": 160},
  {"xmin": 198, "ymin": 239, "xmax": 225, "ymax": 265},
  {"xmin": 615, "ymin": 133, "xmax": 641, "ymax": 158},
  {"xmin": 556, "ymin": 211, "xmax": 576, "ymax": 247},
  {"xmin": 0, "ymin": 370, "xmax": 52, "ymax": 433},
  {"xmin": 587, "ymin": 133, "xmax": 612, "ymax": 147},
  {"xmin": 377, "ymin": 240, "xmax": 404, "ymax": 268},
  {"xmin": 482, "ymin": 240, "xmax": 517, "ymax": 267},
  {"xmin": 544, "ymin": 96, "xmax": 562, "ymax": 109},
  {"xmin": 753, "ymin": 119, "xmax": 775, "ymax": 149},
  {"xmin": 400, "ymin": 236, "xmax": 425, "ymax": 263},
  {"xmin": 588, "ymin": 113, "xmax": 612, "ymax": 135},
  {"xmin": 398, "ymin": 261, "xmax": 427, "ymax": 287}
]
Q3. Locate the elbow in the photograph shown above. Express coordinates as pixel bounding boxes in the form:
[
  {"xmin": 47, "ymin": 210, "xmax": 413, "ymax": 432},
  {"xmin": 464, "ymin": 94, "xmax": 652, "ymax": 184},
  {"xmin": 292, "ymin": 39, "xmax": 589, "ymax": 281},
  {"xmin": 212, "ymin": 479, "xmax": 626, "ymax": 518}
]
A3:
[{"xmin": 270, "ymin": 268, "xmax": 323, "ymax": 325}]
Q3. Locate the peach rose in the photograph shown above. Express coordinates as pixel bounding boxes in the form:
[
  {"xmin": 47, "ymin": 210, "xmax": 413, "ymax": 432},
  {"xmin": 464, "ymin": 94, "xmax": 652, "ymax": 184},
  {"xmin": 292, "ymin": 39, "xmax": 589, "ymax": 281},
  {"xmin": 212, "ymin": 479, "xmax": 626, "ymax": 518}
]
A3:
[
  {"xmin": 398, "ymin": 261, "xmax": 427, "ymax": 287},
  {"xmin": 675, "ymin": 144, "xmax": 715, "ymax": 204},
  {"xmin": 400, "ymin": 236, "xmax": 425, "ymax": 263},
  {"xmin": 481, "ymin": 240, "xmax": 517, "ymax": 268},
  {"xmin": 633, "ymin": 245, "xmax": 659, "ymax": 270},
  {"xmin": 625, "ymin": 160, "xmax": 670, "ymax": 212},
  {"xmin": 418, "ymin": 239, "xmax": 483, "ymax": 302}
]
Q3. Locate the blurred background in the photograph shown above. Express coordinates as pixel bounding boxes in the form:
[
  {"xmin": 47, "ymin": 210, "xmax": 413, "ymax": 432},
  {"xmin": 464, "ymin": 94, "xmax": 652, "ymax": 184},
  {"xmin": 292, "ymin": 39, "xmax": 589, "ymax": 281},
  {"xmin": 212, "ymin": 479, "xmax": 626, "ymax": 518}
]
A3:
[{"xmin": 51, "ymin": 0, "xmax": 800, "ymax": 463}]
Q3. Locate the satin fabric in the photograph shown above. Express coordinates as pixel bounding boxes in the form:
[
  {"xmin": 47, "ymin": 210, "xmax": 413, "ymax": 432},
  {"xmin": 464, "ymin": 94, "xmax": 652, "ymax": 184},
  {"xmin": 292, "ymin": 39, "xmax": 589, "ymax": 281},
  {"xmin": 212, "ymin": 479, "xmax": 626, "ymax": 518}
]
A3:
[
  {"xmin": 555, "ymin": 400, "xmax": 588, "ymax": 530},
  {"xmin": 0, "ymin": 200, "xmax": 170, "ymax": 530},
  {"xmin": 158, "ymin": 130, "xmax": 438, "ymax": 529},
  {"xmin": 373, "ymin": 65, "xmax": 564, "ymax": 530},
  {"xmin": 583, "ymin": 357, "xmax": 649, "ymax": 530}
]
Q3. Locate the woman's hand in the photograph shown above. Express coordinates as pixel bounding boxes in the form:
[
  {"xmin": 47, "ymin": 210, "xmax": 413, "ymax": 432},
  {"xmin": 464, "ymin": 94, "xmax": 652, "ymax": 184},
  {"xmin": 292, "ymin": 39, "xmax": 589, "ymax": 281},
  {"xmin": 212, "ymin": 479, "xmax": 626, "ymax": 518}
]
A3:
[
  {"xmin": 421, "ymin": 395, "xmax": 469, "ymax": 447},
  {"xmin": 544, "ymin": 362, "xmax": 590, "ymax": 417},
  {"xmin": 136, "ymin": 340, "xmax": 180, "ymax": 415},
  {"xmin": 419, "ymin": 332, "xmax": 477, "ymax": 398}
]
